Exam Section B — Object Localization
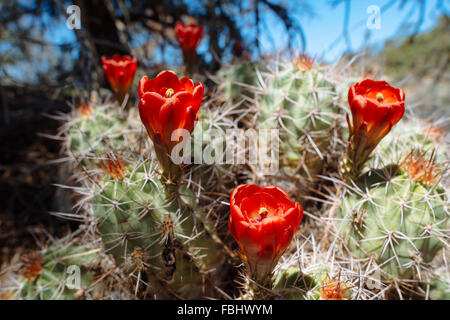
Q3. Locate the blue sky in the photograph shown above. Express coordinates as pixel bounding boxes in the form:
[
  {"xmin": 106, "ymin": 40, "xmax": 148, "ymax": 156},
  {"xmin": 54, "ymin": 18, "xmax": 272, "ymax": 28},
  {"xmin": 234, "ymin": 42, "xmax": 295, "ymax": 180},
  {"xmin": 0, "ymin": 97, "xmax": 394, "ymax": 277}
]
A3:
[{"xmin": 255, "ymin": 0, "xmax": 447, "ymax": 62}]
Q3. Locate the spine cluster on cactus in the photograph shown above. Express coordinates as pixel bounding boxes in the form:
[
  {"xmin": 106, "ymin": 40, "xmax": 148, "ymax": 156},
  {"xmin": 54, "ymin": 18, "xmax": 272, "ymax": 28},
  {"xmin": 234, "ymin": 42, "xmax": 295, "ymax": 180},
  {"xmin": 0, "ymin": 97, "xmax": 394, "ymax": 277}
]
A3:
[
  {"xmin": 257, "ymin": 62, "xmax": 342, "ymax": 180},
  {"xmin": 11, "ymin": 245, "xmax": 101, "ymax": 300},
  {"xmin": 90, "ymin": 157, "xmax": 224, "ymax": 298},
  {"xmin": 63, "ymin": 100, "xmax": 142, "ymax": 162},
  {"xmin": 216, "ymin": 61, "xmax": 267, "ymax": 104},
  {"xmin": 337, "ymin": 159, "xmax": 448, "ymax": 279}
]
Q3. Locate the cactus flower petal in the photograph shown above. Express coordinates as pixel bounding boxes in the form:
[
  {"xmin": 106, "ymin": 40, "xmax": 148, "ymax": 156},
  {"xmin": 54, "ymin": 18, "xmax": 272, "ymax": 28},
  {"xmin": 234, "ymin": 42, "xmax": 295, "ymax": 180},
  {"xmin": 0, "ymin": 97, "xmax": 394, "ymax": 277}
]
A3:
[
  {"xmin": 101, "ymin": 54, "xmax": 137, "ymax": 104},
  {"xmin": 174, "ymin": 21, "xmax": 204, "ymax": 54},
  {"xmin": 229, "ymin": 184, "xmax": 303, "ymax": 281},
  {"xmin": 138, "ymin": 70, "xmax": 204, "ymax": 180},
  {"xmin": 348, "ymin": 79, "xmax": 405, "ymax": 146},
  {"xmin": 345, "ymin": 79, "xmax": 405, "ymax": 177},
  {"xmin": 174, "ymin": 21, "xmax": 203, "ymax": 69}
]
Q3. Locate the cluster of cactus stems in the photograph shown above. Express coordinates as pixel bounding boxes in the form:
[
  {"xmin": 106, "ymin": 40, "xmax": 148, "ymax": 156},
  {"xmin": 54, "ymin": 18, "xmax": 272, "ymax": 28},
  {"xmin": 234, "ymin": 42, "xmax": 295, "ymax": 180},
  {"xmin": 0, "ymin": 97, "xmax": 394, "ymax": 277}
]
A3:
[{"xmin": 2, "ymin": 22, "xmax": 448, "ymax": 300}]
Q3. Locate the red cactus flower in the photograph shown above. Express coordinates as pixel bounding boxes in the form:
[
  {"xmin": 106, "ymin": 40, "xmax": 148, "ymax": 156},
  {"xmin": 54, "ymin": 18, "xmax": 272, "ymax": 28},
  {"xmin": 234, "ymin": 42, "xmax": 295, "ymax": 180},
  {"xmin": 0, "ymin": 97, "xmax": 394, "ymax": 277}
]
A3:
[
  {"xmin": 174, "ymin": 21, "xmax": 203, "ymax": 70},
  {"xmin": 101, "ymin": 54, "xmax": 137, "ymax": 104},
  {"xmin": 174, "ymin": 21, "xmax": 204, "ymax": 54},
  {"xmin": 348, "ymin": 79, "xmax": 405, "ymax": 145},
  {"xmin": 138, "ymin": 70, "xmax": 204, "ymax": 181},
  {"xmin": 229, "ymin": 184, "xmax": 303, "ymax": 281},
  {"xmin": 346, "ymin": 79, "xmax": 405, "ymax": 177}
]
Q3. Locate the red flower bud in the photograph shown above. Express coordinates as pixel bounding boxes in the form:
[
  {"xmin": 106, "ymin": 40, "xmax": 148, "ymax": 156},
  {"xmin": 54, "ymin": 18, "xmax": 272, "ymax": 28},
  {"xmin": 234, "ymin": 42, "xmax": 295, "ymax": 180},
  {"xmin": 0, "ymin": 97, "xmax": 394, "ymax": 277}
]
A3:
[
  {"xmin": 138, "ymin": 70, "xmax": 204, "ymax": 180},
  {"xmin": 346, "ymin": 79, "xmax": 405, "ymax": 177},
  {"xmin": 229, "ymin": 184, "xmax": 303, "ymax": 281},
  {"xmin": 174, "ymin": 21, "xmax": 204, "ymax": 54},
  {"xmin": 101, "ymin": 54, "xmax": 137, "ymax": 104},
  {"xmin": 348, "ymin": 79, "xmax": 405, "ymax": 145},
  {"xmin": 174, "ymin": 22, "xmax": 203, "ymax": 69}
]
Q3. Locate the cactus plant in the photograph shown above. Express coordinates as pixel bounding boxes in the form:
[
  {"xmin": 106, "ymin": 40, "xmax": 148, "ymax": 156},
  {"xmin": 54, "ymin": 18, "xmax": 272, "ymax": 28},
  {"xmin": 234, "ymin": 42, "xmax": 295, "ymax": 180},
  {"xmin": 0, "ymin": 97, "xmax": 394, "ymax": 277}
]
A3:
[
  {"xmin": 36, "ymin": 52, "xmax": 448, "ymax": 301},
  {"xmin": 375, "ymin": 119, "xmax": 448, "ymax": 165},
  {"xmin": 62, "ymin": 101, "xmax": 143, "ymax": 163},
  {"xmin": 272, "ymin": 266, "xmax": 321, "ymax": 300},
  {"xmin": 9, "ymin": 245, "xmax": 101, "ymax": 300},
  {"xmin": 257, "ymin": 61, "xmax": 342, "ymax": 179},
  {"xmin": 337, "ymin": 158, "xmax": 448, "ymax": 279},
  {"xmin": 90, "ymin": 156, "xmax": 224, "ymax": 298},
  {"xmin": 428, "ymin": 271, "xmax": 450, "ymax": 300},
  {"xmin": 190, "ymin": 103, "xmax": 240, "ymax": 191},
  {"xmin": 273, "ymin": 266, "xmax": 353, "ymax": 300},
  {"xmin": 216, "ymin": 61, "xmax": 267, "ymax": 104}
]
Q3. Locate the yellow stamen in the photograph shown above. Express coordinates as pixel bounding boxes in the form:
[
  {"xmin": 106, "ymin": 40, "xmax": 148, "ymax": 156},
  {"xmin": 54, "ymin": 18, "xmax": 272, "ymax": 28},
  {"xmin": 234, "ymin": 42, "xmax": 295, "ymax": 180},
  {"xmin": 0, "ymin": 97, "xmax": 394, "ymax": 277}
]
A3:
[
  {"xmin": 376, "ymin": 92, "xmax": 384, "ymax": 102},
  {"xmin": 165, "ymin": 88, "xmax": 174, "ymax": 98},
  {"xmin": 256, "ymin": 207, "xmax": 269, "ymax": 222}
]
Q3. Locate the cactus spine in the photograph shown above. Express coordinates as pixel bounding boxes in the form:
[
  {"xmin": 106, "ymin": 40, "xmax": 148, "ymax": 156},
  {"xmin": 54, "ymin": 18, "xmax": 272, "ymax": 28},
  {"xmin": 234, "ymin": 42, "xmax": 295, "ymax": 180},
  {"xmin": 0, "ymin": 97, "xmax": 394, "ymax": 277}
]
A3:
[
  {"xmin": 91, "ymin": 157, "xmax": 224, "ymax": 298},
  {"xmin": 257, "ymin": 62, "xmax": 342, "ymax": 179},
  {"xmin": 337, "ymin": 158, "xmax": 448, "ymax": 279},
  {"xmin": 11, "ymin": 245, "xmax": 101, "ymax": 300}
]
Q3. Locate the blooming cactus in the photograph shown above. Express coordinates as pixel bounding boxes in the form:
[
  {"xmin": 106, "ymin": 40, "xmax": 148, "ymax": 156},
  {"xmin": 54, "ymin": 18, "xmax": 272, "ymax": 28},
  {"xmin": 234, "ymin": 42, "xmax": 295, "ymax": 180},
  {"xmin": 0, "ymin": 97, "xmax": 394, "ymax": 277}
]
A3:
[
  {"xmin": 174, "ymin": 21, "xmax": 203, "ymax": 71},
  {"xmin": 101, "ymin": 54, "xmax": 137, "ymax": 104},
  {"xmin": 345, "ymin": 79, "xmax": 405, "ymax": 177},
  {"xmin": 138, "ymin": 70, "xmax": 204, "ymax": 181},
  {"xmin": 228, "ymin": 184, "xmax": 303, "ymax": 281}
]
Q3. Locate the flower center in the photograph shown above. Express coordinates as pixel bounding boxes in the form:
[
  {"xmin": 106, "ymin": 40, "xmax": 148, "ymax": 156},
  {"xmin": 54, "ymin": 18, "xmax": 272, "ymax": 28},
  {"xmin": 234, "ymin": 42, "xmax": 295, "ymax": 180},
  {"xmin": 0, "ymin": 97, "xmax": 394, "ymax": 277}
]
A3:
[
  {"xmin": 255, "ymin": 207, "xmax": 269, "ymax": 222},
  {"xmin": 78, "ymin": 103, "xmax": 93, "ymax": 118},
  {"xmin": 376, "ymin": 92, "xmax": 384, "ymax": 102},
  {"xmin": 165, "ymin": 88, "xmax": 174, "ymax": 98}
]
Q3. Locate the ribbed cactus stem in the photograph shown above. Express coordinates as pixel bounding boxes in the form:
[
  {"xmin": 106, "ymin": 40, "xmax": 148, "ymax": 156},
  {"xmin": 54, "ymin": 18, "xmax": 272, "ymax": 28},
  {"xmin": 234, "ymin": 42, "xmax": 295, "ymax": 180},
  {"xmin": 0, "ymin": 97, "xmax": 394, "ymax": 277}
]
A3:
[
  {"xmin": 92, "ymin": 159, "xmax": 224, "ymax": 298},
  {"xmin": 16, "ymin": 246, "xmax": 101, "ymax": 300},
  {"xmin": 249, "ymin": 274, "xmax": 275, "ymax": 300},
  {"xmin": 338, "ymin": 167, "xmax": 448, "ymax": 279},
  {"xmin": 258, "ymin": 63, "xmax": 341, "ymax": 180}
]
